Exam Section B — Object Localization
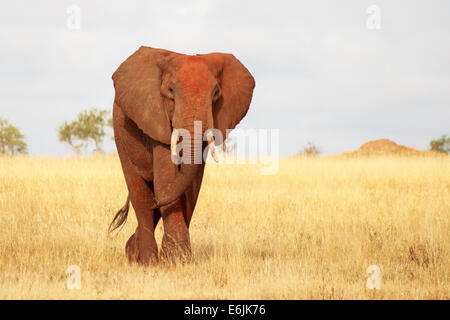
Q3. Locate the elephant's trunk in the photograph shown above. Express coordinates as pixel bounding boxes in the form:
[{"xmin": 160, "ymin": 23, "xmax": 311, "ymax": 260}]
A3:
[
  {"xmin": 153, "ymin": 162, "xmax": 201, "ymax": 208},
  {"xmin": 170, "ymin": 118, "xmax": 217, "ymax": 163},
  {"xmin": 152, "ymin": 110, "xmax": 212, "ymax": 209}
]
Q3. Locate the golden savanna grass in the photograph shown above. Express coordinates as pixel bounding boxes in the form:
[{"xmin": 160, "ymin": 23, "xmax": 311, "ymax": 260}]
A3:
[{"xmin": 0, "ymin": 154, "xmax": 449, "ymax": 299}]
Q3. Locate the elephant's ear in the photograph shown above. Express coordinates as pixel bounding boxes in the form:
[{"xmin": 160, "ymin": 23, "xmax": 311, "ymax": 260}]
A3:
[
  {"xmin": 112, "ymin": 46, "xmax": 176, "ymax": 145},
  {"xmin": 201, "ymin": 53, "xmax": 255, "ymax": 141}
]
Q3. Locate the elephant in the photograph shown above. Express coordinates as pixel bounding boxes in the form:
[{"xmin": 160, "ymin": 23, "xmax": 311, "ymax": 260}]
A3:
[{"xmin": 109, "ymin": 46, "xmax": 255, "ymax": 265}]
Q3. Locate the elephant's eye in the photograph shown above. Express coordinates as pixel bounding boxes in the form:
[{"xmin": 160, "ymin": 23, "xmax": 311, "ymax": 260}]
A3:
[
  {"xmin": 167, "ymin": 86, "xmax": 174, "ymax": 99},
  {"xmin": 212, "ymin": 86, "xmax": 220, "ymax": 100}
]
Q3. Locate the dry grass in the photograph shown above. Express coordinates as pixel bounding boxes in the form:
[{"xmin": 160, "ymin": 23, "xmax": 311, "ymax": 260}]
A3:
[{"xmin": 0, "ymin": 154, "xmax": 449, "ymax": 299}]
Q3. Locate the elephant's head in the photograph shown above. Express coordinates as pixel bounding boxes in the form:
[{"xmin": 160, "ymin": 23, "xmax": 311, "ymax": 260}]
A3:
[{"xmin": 112, "ymin": 46, "xmax": 255, "ymax": 207}]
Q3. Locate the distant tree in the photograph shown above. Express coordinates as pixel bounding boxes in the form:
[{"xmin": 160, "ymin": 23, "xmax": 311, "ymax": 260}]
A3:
[
  {"xmin": 107, "ymin": 116, "xmax": 114, "ymax": 140},
  {"xmin": 58, "ymin": 121, "xmax": 83, "ymax": 154},
  {"xmin": 299, "ymin": 141, "xmax": 321, "ymax": 157},
  {"xmin": 0, "ymin": 118, "xmax": 27, "ymax": 155},
  {"xmin": 429, "ymin": 134, "xmax": 450, "ymax": 154},
  {"xmin": 107, "ymin": 117, "xmax": 113, "ymax": 129},
  {"xmin": 58, "ymin": 108, "xmax": 110, "ymax": 154}
]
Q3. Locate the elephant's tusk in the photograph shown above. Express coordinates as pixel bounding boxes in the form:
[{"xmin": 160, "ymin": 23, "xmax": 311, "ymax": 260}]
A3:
[
  {"xmin": 206, "ymin": 131, "xmax": 218, "ymax": 162},
  {"xmin": 171, "ymin": 129, "xmax": 180, "ymax": 158}
]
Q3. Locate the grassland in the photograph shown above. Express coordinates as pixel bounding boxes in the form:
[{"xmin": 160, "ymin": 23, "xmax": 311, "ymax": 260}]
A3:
[{"xmin": 0, "ymin": 154, "xmax": 448, "ymax": 299}]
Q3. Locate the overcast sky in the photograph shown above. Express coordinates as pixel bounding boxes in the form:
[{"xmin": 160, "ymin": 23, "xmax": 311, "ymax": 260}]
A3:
[{"xmin": 0, "ymin": 0, "xmax": 449, "ymax": 156}]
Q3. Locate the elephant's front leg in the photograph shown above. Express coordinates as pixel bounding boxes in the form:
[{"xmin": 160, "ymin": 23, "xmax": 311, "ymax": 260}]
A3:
[
  {"xmin": 159, "ymin": 198, "xmax": 191, "ymax": 263},
  {"xmin": 126, "ymin": 209, "xmax": 161, "ymax": 264},
  {"xmin": 128, "ymin": 184, "xmax": 161, "ymax": 265},
  {"xmin": 117, "ymin": 143, "xmax": 161, "ymax": 265}
]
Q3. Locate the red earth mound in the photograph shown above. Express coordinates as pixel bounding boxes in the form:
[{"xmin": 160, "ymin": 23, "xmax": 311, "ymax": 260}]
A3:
[{"xmin": 340, "ymin": 139, "xmax": 437, "ymax": 157}]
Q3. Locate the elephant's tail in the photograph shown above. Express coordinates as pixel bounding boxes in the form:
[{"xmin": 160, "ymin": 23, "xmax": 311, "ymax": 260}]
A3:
[{"xmin": 108, "ymin": 194, "xmax": 130, "ymax": 233}]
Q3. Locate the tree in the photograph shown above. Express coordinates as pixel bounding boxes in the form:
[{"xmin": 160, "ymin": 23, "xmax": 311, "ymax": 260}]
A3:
[
  {"xmin": 298, "ymin": 141, "xmax": 321, "ymax": 157},
  {"xmin": 58, "ymin": 121, "xmax": 83, "ymax": 154},
  {"xmin": 429, "ymin": 134, "xmax": 450, "ymax": 154},
  {"xmin": 58, "ymin": 108, "xmax": 111, "ymax": 154},
  {"xmin": 107, "ymin": 116, "xmax": 114, "ymax": 140},
  {"xmin": 107, "ymin": 117, "xmax": 113, "ymax": 130},
  {"xmin": 0, "ymin": 118, "xmax": 27, "ymax": 155}
]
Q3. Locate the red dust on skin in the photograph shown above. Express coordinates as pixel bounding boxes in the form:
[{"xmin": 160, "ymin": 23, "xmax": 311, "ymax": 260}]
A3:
[
  {"xmin": 110, "ymin": 47, "xmax": 255, "ymax": 265},
  {"xmin": 168, "ymin": 56, "xmax": 218, "ymax": 125},
  {"xmin": 175, "ymin": 56, "xmax": 217, "ymax": 103}
]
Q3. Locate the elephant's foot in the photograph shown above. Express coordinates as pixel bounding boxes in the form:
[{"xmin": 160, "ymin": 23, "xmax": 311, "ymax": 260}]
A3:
[
  {"xmin": 160, "ymin": 234, "xmax": 192, "ymax": 264},
  {"xmin": 125, "ymin": 230, "xmax": 159, "ymax": 265},
  {"xmin": 125, "ymin": 232, "xmax": 139, "ymax": 263}
]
